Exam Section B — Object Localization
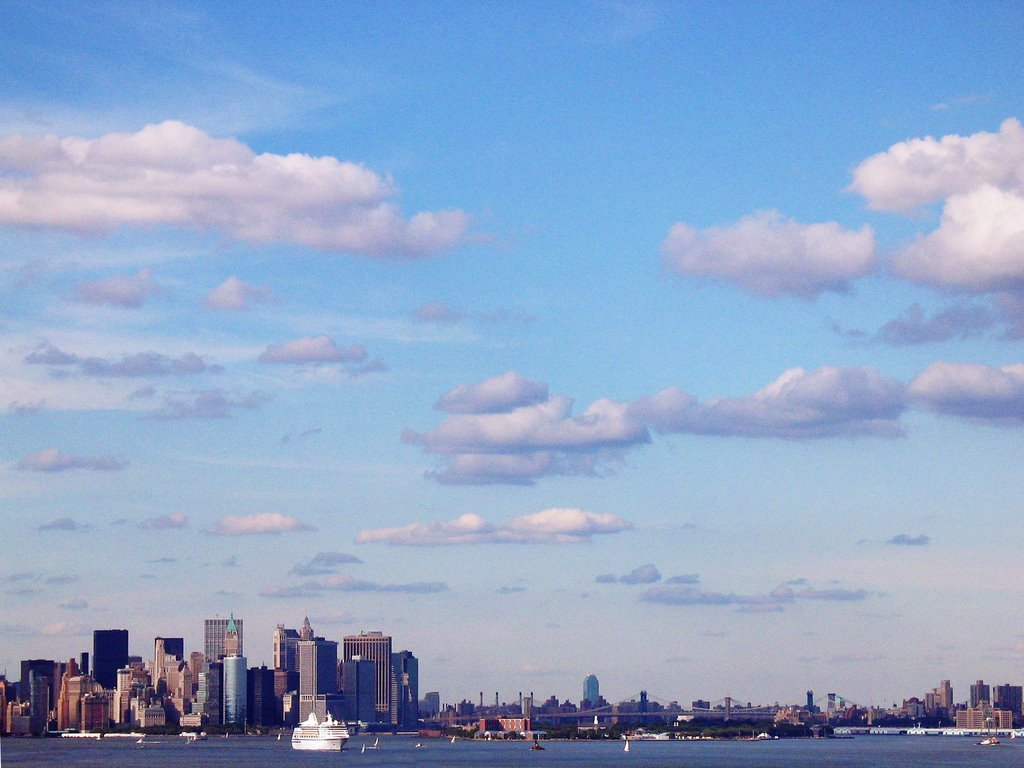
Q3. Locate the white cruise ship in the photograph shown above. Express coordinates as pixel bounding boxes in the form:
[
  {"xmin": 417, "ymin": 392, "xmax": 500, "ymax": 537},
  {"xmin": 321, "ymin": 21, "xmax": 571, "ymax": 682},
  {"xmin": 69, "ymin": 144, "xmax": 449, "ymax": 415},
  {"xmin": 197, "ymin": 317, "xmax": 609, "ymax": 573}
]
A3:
[{"xmin": 291, "ymin": 712, "xmax": 350, "ymax": 751}]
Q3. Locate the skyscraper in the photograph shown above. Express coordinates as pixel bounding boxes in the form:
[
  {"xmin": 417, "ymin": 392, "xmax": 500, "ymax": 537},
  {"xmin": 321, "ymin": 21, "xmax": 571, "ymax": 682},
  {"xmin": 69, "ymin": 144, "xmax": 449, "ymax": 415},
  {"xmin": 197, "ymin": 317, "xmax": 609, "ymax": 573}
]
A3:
[
  {"xmin": 223, "ymin": 655, "xmax": 248, "ymax": 726},
  {"xmin": 392, "ymin": 650, "xmax": 418, "ymax": 729},
  {"xmin": 204, "ymin": 616, "xmax": 244, "ymax": 661},
  {"xmin": 343, "ymin": 632, "xmax": 392, "ymax": 723},
  {"xmin": 273, "ymin": 624, "xmax": 301, "ymax": 672},
  {"xmin": 92, "ymin": 629, "xmax": 129, "ymax": 689},
  {"xmin": 583, "ymin": 674, "xmax": 599, "ymax": 706},
  {"xmin": 247, "ymin": 665, "xmax": 277, "ymax": 727},
  {"xmin": 298, "ymin": 637, "xmax": 338, "ymax": 721},
  {"xmin": 341, "ymin": 656, "xmax": 377, "ymax": 722}
]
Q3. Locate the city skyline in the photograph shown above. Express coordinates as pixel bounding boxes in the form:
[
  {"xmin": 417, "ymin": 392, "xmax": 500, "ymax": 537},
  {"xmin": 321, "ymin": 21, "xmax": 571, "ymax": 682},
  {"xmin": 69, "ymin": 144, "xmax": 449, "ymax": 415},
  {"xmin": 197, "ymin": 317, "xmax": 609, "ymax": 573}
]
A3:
[{"xmin": 2, "ymin": 2, "xmax": 1023, "ymax": 708}]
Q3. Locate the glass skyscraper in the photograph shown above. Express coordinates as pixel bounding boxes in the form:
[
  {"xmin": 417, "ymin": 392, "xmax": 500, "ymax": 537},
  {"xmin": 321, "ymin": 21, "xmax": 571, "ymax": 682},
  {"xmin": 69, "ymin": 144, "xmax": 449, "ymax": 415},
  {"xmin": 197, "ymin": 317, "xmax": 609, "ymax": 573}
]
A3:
[
  {"xmin": 92, "ymin": 629, "xmax": 129, "ymax": 689},
  {"xmin": 223, "ymin": 655, "xmax": 247, "ymax": 726}
]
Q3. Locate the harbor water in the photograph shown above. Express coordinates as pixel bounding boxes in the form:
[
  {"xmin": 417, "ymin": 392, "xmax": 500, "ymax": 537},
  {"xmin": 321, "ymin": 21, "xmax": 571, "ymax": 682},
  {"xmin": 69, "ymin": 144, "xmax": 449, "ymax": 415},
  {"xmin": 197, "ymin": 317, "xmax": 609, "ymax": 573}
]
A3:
[{"xmin": 2, "ymin": 734, "xmax": 1022, "ymax": 768}]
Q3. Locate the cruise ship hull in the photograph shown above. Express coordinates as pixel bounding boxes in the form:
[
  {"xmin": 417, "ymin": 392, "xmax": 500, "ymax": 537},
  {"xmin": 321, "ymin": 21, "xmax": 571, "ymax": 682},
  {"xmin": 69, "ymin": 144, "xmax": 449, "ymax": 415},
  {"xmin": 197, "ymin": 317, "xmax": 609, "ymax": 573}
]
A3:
[{"xmin": 291, "ymin": 735, "xmax": 346, "ymax": 751}]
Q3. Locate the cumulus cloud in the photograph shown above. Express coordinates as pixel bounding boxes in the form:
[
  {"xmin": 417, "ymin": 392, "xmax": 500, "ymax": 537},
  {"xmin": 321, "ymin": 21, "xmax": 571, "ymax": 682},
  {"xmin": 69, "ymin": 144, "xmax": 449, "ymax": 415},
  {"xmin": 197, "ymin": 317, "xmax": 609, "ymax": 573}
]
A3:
[
  {"xmin": 874, "ymin": 303, "xmax": 993, "ymax": 346},
  {"xmin": 850, "ymin": 119, "xmax": 1024, "ymax": 293},
  {"xmin": 357, "ymin": 508, "xmax": 632, "ymax": 546},
  {"xmin": 205, "ymin": 276, "xmax": 273, "ymax": 310},
  {"xmin": 631, "ymin": 366, "xmax": 906, "ymax": 439},
  {"xmin": 435, "ymin": 371, "xmax": 549, "ymax": 414},
  {"xmin": 0, "ymin": 121, "xmax": 469, "ymax": 257},
  {"xmin": 887, "ymin": 534, "xmax": 930, "ymax": 546},
  {"xmin": 16, "ymin": 448, "xmax": 128, "ymax": 472},
  {"xmin": 406, "ymin": 386, "xmax": 649, "ymax": 484},
  {"xmin": 25, "ymin": 342, "xmax": 220, "ymax": 378},
  {"xmin": 410, "ymin": 367, "xmax": 907, "ymax": 483},
  {"xmin": 212, "ymin": 512, "xmax": 314, "ymax": 535},
  {"xmin": 661, "ymin": 211, "xmax": 876, "ymax": 298},
  {"xmin": 892, "ymin": 185, "xmax": 1024, "ymax": 292},
  {"xmin": 412, "ymin": 301, "xmax": 465, "ymax": 324},
  {"xmin": 153, "ymin": 388, "xmax": 270, "ymax": 419},
  {"xmin": 141, "ymin": 513, "xmax": 189, "ymax": 529},
  {"xmin": 258, "ymin": 336, "xmax": 368, "ymax": 365},
  {"xmin": 851, "ymin": 118, "xmax": 1024, "ymax": 212},
  {"xmin": 76, "ymin": 269, "xmax": 160, "ymax": 307},
  {"xmin": 908, "ymin": 361, "xmax": 1024, "ymax": 425}
]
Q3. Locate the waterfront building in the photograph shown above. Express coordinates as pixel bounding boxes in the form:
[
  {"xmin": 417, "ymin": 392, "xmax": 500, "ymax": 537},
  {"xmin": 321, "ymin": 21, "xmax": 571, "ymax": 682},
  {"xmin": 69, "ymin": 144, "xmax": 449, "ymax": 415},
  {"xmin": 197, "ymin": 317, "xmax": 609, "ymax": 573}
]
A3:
[
  {"xmin": 298, "ymin": 637, "xmax": 338, "ymax": 721},
  {"xmin": 342, "ymin": 631, "xmax": 392, "ymax": 723},
  {"xmin": 956, "ymin": 702, "xmax": 1012, "ymax": 729},
  {"xmin": 970, "ymin": 679, "xmax": 991, "ymax": 707},
  {"xmin": 198, "ymin": 661, "xmax": 223, "ymax": 726},
  {"xmin": 93, "ymin": 629, "xmax": 129, "ymax": 690},
  {"xmin": 247, "ymin": 664, "xmax": 277, "ymax": 727},
  {"xmin": 341, "ymin": 656, "xmax": 378, "ymax": 723},
  {"xmin": 994, "ymin": 683, "xmax": 1023, "ymax": 715},
  {"xmin": 223, "ymin": 655, "xmax": 248, "ymax": 725},
  {"xmin": 421, "ymin": 691, "xmax": 441, "ymax": 718},
  {"xmin": 204, "ymin": 616, "xmax": 243, "ymax": 661},
  {"xmin": 583, "ymin": 674, "xmax": 599, "ymax": 707},
  {"xmin": 393, "ymin": 650, "xmax": 419, "ymax": 729},
  {"xmin": 80, "ymin": 691, "xmax": 110, "ymax": 730}
]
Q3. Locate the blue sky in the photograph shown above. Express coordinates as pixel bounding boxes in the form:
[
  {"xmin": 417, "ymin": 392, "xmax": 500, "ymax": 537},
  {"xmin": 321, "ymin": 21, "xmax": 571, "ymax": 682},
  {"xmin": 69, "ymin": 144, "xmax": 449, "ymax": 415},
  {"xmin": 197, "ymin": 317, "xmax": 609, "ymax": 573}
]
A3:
[{"xmin": 2, "ymin": 0, "xmax": 1023, "ymax": 709}]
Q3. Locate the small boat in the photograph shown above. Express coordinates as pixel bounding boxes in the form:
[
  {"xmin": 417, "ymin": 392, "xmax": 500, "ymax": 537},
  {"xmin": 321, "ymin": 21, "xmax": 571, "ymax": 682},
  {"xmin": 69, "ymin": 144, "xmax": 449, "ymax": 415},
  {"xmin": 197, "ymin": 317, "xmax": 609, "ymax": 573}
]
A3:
[
  {"xmin": 361, "ymin": 744, "xmax": 366, "ymax": 754},
  {"xmin": 531, "ymin": 740, "xmax": 545, "ymax": 751},
  {"xmin": 415, "ymin": 743, "xmax": 422, "ymax": 748},
  {"xmin": 977, "ymin": 736, "xmax": 1001, "ymax": 746},
  {"xmin": 368, "ymin": 737, "xmax": 380, "ymax": 749},
  {"xmin": 624, "ymin": 739, "xmax": 630, "ymax": 753},
  {"xmin": 451, "ymin": 735, "xmax": 457, "ymax": 744}
]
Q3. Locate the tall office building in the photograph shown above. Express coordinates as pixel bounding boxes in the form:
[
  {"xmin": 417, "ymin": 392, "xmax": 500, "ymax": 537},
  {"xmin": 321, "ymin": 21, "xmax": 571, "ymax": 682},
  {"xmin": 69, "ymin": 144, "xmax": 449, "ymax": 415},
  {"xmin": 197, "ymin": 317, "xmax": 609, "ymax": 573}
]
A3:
[
  {"xmin": 298, "ymin": 638, "xmax": 338, "ymax": 721},
  {"xmin": 223, "ymin": 655, "xmax": 248, "ymax": 726},
  {"xmin": 273, "ymin": 624, "xmax": 301, "ymax": 671},
  {"xmin": 970, "ymin": 680, "xmax": 991, "ymax": 707},
  {"xmin": 198, "ymin": 661, "xmax": 223, "ymax": 726},
  {"xmin": 583, "ymin": 674, "xmax": 599, "ymax": 706},
  {"xmin": 204, "ymin": 616, "xmax": 243, "ymax": 661},
  {"xmin": 247, "ymin": 665, "xmax": 277, "ymax": 727},
  {"xmin": 19, "ymin": 659, "xmax": 56, "ymax": 703},
  {"xmin": 343, "ymin": 632, "xmax": 392, "ymax": 723},
  {"xmin": 155, "ymin": 637, "xmax": 184, "ymax": 660},
  {"xmin": 92, "ymin": 629, "xmax": 129, "ymax": 689},
  {"xmin": 341, "ymin": 656, "xmax": 377, "ymax": 723},
  {"xmin": 392, "ymin": 651, "xmax": 418, "ymax": 729}
]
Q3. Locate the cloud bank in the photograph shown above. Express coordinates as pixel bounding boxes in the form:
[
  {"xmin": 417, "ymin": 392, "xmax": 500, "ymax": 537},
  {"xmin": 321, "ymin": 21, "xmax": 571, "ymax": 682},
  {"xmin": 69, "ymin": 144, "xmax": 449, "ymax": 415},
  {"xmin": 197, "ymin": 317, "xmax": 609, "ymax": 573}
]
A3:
[
  {"xmin": 0, "ymin": 121, "xmax": 469, "ymax": 257},
  {"xmin": 357, "ymin": 508, "xmax": 632, "ymax": 546}
]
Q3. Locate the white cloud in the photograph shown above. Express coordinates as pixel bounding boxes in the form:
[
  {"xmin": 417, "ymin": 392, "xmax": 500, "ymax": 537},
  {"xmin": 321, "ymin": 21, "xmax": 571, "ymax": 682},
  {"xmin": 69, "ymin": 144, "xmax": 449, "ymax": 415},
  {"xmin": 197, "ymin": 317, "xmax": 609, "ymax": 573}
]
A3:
[
  {"xmin": 77, "ymin": 269, "xmax": 159, "ymax": 307},
  {"xmin": 16, "ymin": 448, "xmax": 128, "ymax": 472},
  {"xmin": 661, "ymin": 211, "xmax": 876, "ymax": 298},
  {"xmin": 850, "ymin": 119, "xmax": 1024, "ymax": 294},
  {"xmin": 212, "ymin": 512, "xmax": 313, "ymax": 535},
  {"xmin": 891, "ymin": 185, "xmax": 1024, "ymax": 292},
  {"xmin": 406, "ymin": 395, "xmax": 648, "ymax": 454},
  {"xmin": 435, "ymin": 371, "xmax": 549, "ymax": 414},
  {"xmin": 258, "ymin": 336, "xmax": 367, "ymax": 364},
  {"xmin": 850, "ymin": 118, "xmax": 1024, "ymax": 212},
  {"xmin": 356, "ymin": 508, "xmax": 632, "ymax": 546},
  {"xmin": 908, "ymin": 361, "xmax": 1024, "ymax": 425},
  {"xmin": 0, "ymin": 121, "xmax": 469, "ymax": 256},
  {"xmin": 409, "ymin": 367, "xmax": 907, "ymax": 483},
  {"xmin": 205, "ymin": 276, "xmax": 273, "ymax": 310},
  {"xmin": 26, "ymin": 342, "xmax": 220, "ymax": 377},
  {"xmin": 631, "ymin": 366, "xmax": 906, "ymax": 439}
]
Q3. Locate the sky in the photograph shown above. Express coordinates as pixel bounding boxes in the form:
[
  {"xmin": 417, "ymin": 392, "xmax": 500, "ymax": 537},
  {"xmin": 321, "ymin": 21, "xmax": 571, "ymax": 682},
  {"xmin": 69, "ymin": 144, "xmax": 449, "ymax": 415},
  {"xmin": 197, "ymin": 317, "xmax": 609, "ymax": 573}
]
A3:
[{"xmin": 2, "ymin": 0, "xmax": 1023, "ymax": 711}]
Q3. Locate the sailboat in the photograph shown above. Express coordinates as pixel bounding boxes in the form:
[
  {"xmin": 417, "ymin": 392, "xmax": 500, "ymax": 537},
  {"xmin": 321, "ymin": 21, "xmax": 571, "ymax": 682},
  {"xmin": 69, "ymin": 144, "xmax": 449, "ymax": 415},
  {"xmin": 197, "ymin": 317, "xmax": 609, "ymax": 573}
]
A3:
[
  {"xmin": 624, "ymin": 739, "xmax": 630, "ymax": 753},
  {"xmin": 361, "ymin": 744, "xmax": 366, "ymax": 754},
  {"xmin": 451, "ymin": 735, "xmax": 457, "ymax": 744}
]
